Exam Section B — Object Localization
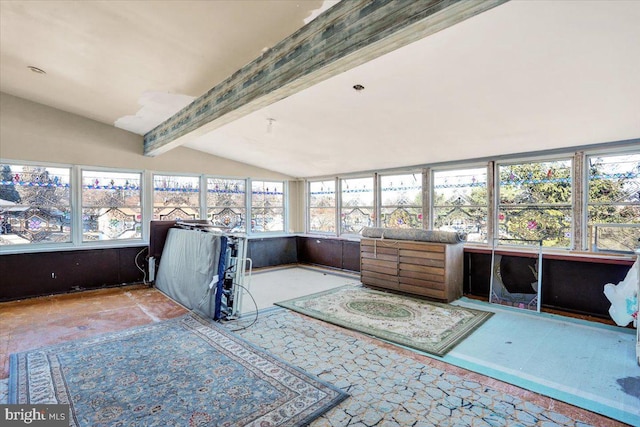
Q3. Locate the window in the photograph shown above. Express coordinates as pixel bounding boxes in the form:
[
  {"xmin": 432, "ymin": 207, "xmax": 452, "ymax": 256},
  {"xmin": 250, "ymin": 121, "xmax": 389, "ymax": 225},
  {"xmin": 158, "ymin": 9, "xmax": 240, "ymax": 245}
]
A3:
[
  {"xmin": 433, "ymin": 167, "xmax": 488, "ymax": 242},
  {"xmin": 153, "ymin": 174, "xmax": 201, "ymax": 221},
  {"xmin": 81, "ymin": 170, "xmax": 142, "ymax": 241},
  {"xmin": 0, "ymin": 163, "xmax": 71, "ymax": 245},
  {"xmin": 251, "ymin": 180, "xmax": 284, "ymax": 232},
  {"xmin": 497, "ymin": 159, "xmax": 572, "ymax": 247},
  {"xmin": 380, "ymin": 173, "xmax": 422, "ymax": 229},
  {"xmin": 308, "ymin": 180, "xmax": 336, "ymax": 233},
  {"xmin": 207, "ymin": 177, "xmax": 246, "ymax": 231},
  {"xmin": 587, "ymin": 153, "xmax": 640, "ymax": 252},
  {"xmin": 340, "ymin": 177, "xmax": 374, "ymax": 235}
]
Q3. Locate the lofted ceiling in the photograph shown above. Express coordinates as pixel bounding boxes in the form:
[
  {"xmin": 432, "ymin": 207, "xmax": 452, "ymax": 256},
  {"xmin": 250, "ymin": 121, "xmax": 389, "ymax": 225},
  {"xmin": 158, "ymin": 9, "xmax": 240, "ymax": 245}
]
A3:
[{"xmin": 1, "ymin": 1, "xmax": 639, "ymax": 179}]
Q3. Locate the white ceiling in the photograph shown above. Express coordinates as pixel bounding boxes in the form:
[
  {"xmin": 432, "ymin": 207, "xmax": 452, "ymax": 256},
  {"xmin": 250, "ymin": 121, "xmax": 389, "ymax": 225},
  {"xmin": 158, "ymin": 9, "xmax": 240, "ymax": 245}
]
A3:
[{"xmin": 2, "ymin": 1, "xmax": 639, "ymax": 179}]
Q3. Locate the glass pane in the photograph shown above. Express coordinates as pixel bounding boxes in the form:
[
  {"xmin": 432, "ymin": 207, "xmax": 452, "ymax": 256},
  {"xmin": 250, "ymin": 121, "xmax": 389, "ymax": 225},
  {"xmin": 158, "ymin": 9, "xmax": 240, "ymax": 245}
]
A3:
[
  {"xmin": 153, "ymin": 175, "xmax": 200, "ymax": 220},
  {"xmin": 433, "ymin": 207, "xmax": 487, "ymax": 243},
  {"xmin": 252, "ymin": 181, "xmax": 284, "ymax": 209},
  {"xmin": 251, "ymin": 208, "xmax": 284, "ymax": 232},
  {"xmin": 434, "ymin": 168, "xmax": 488, "ymax": 242},
  {"xmin": 341, "ymin": 177, "xmax": 373, "ymax": 207},
  {"xmin": 0, "ymin": 164, "xmax": 71, "ymax": 245},
  {"xmin": 82, "ymin": 171, "xmax": 141, "ymax": 207},
  {"xmin": 309, "ymin": 207, "xmax": 335, "ymax": 233},
  {"xmin": 587, "ymin": 153, "xmax": 640, "ymax": 252},
  {"xmin": 153, "ymin": 207, "xmax": 199, "ymax": 221},
  {"xmin": 341, "ymin": 207, "xmax": 374, "ymax": 235},
  {"xmin": 499, "ymin": 160, "xmax": 572, "ymax": 205},
  {"xmin": 498, "ymin": 206, "xmax": 572, "ymax": 247},
  {"xmin": 380, "ymin": 174, "xmax": 422, "ymax": 206},
  {"xmin": 309, "ymin": 180, "xmax": 335, "ymax": 208},
  {"xmin": 207, "ymin": 207, "xmax": 245, "ymax": 232},
  {"xmin": 593, "ymin": 223, "xmax": 640, "ymax": 252},
  {"xmin": 380, "ymin": 207, "xmax": 422, "ymax": 229},
  {"xmin": 82, "ymin": 208, "xmax": 141, "ymax": 241},
  {"xmin": 588, "ymin": 154, "xmax": 640, "ymax": 204},
  {"xmin": 207, "ymin": 178, "xmax": 245, "ymax": 207}
]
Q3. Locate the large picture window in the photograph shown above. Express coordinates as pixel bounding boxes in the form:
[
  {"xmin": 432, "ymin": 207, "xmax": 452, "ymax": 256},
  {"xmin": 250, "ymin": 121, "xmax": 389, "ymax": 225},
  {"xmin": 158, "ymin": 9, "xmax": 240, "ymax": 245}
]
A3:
[
  {"xmin": 433, "ymin": 167, "xmax": 488, "ymax": 242},
  {"xmin": 0, "ymin": 163, "xmax": 71, "ymax": 245},
  {"xmin": 380, "ymin": 173, "xmax": 422, "ymax": 229},
  {"xmin": 207, "ymin": 177, "xmax": 246, "ymax": 231},
  {"xmin": 497, "ymin": 159, "xmax": 572, "ymax": 247},
  {"xmin": 251, "ymin": 180, "xmax": 284, "ymax": 233},
  {"xmin": 340, "ymin": 177, "xmax": 374, "ymax": 235},
  {"xmin": 153, "ymin": 174, "xmax": 201, "ymax": 221},
  {"xmin": 81, "ymin": 170, "xmax": 142, "ymax": 241},
  {"xmin": 587, "ymin": 153, "xmax": 640, "ymax": 252},
  {"xmin": 308, "ymin": 180, "xmax": 336, "ymax": 233}
]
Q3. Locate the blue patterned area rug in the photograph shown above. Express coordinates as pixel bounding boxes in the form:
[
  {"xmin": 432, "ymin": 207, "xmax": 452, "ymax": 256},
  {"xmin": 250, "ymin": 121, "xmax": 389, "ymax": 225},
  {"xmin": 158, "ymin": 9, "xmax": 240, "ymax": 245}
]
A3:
[
  {"xmin": 8, "ymin": 313, "xmax": 348, "ymax": 426},
  {"xmin": 276, "ymin": 285, "xmax": 493, "ymax": 357}
]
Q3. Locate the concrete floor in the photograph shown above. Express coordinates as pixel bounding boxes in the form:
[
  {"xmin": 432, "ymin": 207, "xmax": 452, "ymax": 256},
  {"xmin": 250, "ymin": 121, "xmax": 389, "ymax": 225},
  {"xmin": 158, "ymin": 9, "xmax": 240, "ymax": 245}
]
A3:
[{"xmin": 0, "ymin": 266, "xmax": 631, "ymax": 426}]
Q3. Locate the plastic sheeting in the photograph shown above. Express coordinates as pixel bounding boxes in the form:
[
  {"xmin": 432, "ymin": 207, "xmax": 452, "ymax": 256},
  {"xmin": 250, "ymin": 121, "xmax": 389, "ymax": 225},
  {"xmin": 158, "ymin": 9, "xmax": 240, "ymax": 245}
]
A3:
[{"xmin": 155, "ymin": 228, "xmax": 225, "ymax": 319}]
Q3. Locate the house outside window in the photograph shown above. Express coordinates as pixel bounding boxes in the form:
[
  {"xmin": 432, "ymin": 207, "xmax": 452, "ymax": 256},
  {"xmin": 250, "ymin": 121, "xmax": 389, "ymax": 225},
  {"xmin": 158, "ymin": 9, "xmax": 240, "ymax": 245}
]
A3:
[
  {"xmin": 340, "ymin": 177, "xmax": 374, "ymax": 235},
  {"xmin": 82, "ymin": 170, "xmax": 142, "ymax": 241},
  {"xmin": 207, "ymin": 177, "xmax": 246, "ymax": 232},
  {"xmin": 0, "ymin": 163, "xmax": 71, "ymax": 245},
  {"xmin": 433, "ymin": 167, "xmax": 488, "ymax": 243},
  {"xmin": 587, "ymin": 153, "xmax": 640, "ymax": 252},
  {"xmin": 153, "ymin": 174, "xmax": 201, "ymax": 221},
  {"xmin": 308, "ymin": 180, "xmax": 336, "ymax": 233},
  {"xmin": 251, "ymin": 180, "xmax": 284, "ymax": 232},
  {"xmin": 497, "ymin": 159, "xmax": 572, "ymax": 248},
  {"xmin": 380, "ymin": 173, "xmax": 422, "ymax": 229}
]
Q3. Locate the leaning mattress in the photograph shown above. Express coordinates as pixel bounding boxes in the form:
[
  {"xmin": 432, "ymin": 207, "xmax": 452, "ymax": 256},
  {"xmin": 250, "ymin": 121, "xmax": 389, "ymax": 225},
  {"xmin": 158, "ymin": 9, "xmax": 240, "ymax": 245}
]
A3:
[{"xmin": 155, "ymin": 228, "xmax": 223, "ymax": 318}]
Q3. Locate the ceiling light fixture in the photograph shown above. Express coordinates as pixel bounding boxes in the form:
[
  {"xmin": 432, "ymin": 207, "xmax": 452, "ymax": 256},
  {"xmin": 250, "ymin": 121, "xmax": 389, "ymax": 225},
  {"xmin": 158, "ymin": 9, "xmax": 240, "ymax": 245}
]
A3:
[
  {"xmin": 27, "ymin": 66, "xmax": 46, "ymax": 75},
  {"xmin": 266, "ymin": 118, "xmax": 276, "ymax": 133},
  {"xmin": 353, "ymin": 84, "xmax": 365, "ymax": 92}
]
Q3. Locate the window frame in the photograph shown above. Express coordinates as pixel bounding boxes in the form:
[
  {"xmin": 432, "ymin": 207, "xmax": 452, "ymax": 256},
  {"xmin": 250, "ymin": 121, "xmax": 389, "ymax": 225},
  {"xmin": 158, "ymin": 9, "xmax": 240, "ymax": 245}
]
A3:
[
  {"xmin": 339, "ymin": 175, "xmax": 376, "ymax": 237},
  {"xmin": 205, "ymin": 176, "xmax": 247, "ymax": 232},
  {"xmin": 0, "ymin": 160, "xmax": 74, "ymax": 250},
  {"xmin": 494, "ymin": 155, "xmax": 574, "ymax": 249},
  {"xmin": 80, "ymin": 167, "xmax": 144, "ymax": 243},
  {"xmin": 249, "ymin": 179, "xmax": 287, "ymax": 234},
  {"xmin": 378, "ymin": 171, "xmax": 423, "ymax": 230},
  {"xmin": 152, "ymin": 172, "xmax": 202, "ymax": 222},
  {"xmin": 584, "ymin": 149, "xmax": 640, "ymax": 253},
  {"xmin": 307, "ymin": 178, "xmax": 338, "ymax": 235},
  {"xmin": 431, "ymin": 164, "xmax": 490, "ymax": 243}
]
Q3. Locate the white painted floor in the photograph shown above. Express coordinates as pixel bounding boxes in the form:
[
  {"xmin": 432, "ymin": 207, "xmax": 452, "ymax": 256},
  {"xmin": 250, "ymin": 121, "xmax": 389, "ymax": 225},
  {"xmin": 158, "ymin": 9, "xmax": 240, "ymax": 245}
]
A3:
[
  {"xmin": 239, "ymin": 265, "xmax": 360, "ymax": 314},
  {"xmin": 238, "ymin": 266, "xmax": 640, "ymax": 426}
]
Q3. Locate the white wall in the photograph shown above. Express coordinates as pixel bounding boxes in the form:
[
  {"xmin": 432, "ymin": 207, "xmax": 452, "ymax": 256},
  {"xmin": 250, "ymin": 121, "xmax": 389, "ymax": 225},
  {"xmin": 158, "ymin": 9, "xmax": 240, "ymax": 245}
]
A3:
[{"xmin": 0, "ymin": 92, "xmax": 292, "ymax": 180}]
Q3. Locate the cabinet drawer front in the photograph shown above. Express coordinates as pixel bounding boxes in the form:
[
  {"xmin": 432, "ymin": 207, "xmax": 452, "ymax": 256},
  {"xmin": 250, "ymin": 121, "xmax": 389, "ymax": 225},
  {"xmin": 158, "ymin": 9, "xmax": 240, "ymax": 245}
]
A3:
[
  {"xmin": 398, "ymin": 282, "xmax": 445, "ymax": 299},
  {"xmin": 398, "ymin": 242, "xmax": 445, "ymax": 252},
  {"xmin": 399, "ymin": 269, "xmax": 443, "ymax": 283},
  {"xmin": 399, "ymin": 263, "xmax": 444, "ymax": 276},
  {"xmin": 399, "ymin": 249, "xmax": 445, "ymax": 261},
  {"xmin": 399, "ymin": 276, "xmax": 446, "ymax": 291},
  {"xmin": 362, "ymin": 251, "xmax": 398, "ymax": 262},
  {"xmin": 398, "ymin": 256, "xmax": 444, "ymax": 268},
  {"xmin": 362, "ymin": 275, "xmax": 400, "ymax": 290}
]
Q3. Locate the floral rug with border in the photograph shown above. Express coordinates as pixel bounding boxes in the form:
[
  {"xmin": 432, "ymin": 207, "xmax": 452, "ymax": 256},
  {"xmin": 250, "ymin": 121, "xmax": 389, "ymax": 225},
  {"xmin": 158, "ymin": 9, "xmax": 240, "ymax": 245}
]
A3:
[
  {"xmin": 276, "ymin": 285, "xmax": 493, "ymax": 357},
  {"xmin": 8, "ymin": 313, "xmax": 348, "ymax": 426}
]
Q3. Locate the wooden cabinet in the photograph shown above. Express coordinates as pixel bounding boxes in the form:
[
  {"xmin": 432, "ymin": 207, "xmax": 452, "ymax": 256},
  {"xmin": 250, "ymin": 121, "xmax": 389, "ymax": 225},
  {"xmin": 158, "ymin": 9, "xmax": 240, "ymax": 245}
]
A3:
[{"xmin": 360, "ymin": 238, "xmax": 464, "ymax": 302}]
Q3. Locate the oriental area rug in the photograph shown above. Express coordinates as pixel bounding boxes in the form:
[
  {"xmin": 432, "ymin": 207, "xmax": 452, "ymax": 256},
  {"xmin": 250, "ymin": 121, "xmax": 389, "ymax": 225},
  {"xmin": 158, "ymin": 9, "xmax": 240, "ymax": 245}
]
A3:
[
  {"xmin": 276, "ymin": 285, "xmax": 493, "ymax": 357},
  {"xmin": 8, "ymin": 313, "xmax": 347, "ymax": 427}
]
